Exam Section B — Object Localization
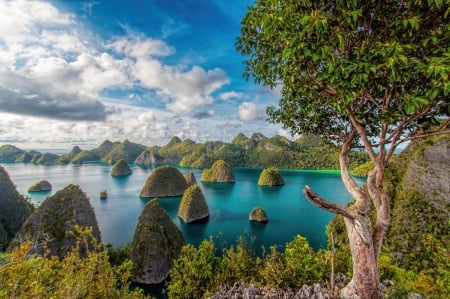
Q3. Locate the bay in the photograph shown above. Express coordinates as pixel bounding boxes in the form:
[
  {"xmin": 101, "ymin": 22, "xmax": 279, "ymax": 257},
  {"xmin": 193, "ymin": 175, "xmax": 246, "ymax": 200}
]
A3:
[{"xmin": 2, "ymin": 163, "xmax": 363, "ymax": 251}]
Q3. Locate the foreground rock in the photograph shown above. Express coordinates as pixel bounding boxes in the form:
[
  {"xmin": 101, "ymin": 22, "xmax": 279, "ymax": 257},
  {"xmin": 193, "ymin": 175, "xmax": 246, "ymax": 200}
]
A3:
[
  {"xmin": 10, "ymin": 184, "xmax": 101, "ymax": 257},
  {"xmin": 28, "ymin": 180, "xmax": 52, "ymax": 192},
  {"xmin": 258, "ymin": 167, "xmax": 285, "ymax": 186},
  {"xmin": 140, "ymin": 165, "xmax": 188, "ymax": 198},
  {"xmin": 130, "ymin": 199, "xmax": 184, "ymax": 284},
  {"xmin": 200, "ymin": 160, "xmax": 236, "ymax": 183},
  {"xmin": 249, "ymin": 207, "xmax": 268, "ymax": 223},
  {"xmin": 111, "ymin": 159, "xmax": 132, "ymax": 176},
  {"xmin": 0, "ymin": 165, "xmax": 34, "ymax": 251},
  {"xmin": 178, "ymin": 184, "xmax": 209, "ymax": 223}
]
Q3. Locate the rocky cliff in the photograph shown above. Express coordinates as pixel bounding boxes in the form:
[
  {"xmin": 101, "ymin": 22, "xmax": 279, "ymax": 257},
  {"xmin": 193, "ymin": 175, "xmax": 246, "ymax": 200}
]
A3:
[
  {"xmin": 10, "ymin": 184, "xmax": 101, "ymax": 257},
  {"xmin": 140, "ymin": 166, "xmax": 188, "ymax": 198},
  {"xmin": 130, "ymin": 199, "xmax": 184, "ymax": 284},
  {"xmin": 0, "ymin": 165, "xmax": 34, "ymax": 251}
]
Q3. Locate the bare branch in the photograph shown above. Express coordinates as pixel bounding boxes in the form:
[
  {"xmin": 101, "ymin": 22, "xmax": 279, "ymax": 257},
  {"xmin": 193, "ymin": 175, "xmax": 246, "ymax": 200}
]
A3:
[{"xmin": 303, "ymin": 185, "xmax": 355, "ymax": 219}]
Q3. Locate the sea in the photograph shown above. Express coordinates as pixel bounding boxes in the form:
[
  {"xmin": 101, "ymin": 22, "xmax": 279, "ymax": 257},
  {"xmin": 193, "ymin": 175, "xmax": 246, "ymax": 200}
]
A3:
[{"xmin": 2, "ymin": 163, "xmax": 364, "ymax": 252}]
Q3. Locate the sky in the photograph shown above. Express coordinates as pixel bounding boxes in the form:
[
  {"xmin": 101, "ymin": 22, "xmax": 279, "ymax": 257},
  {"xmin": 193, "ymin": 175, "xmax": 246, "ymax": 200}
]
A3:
[{"xmin": 0, "ymin": 0, "xmax": 292, "ymax": 151}]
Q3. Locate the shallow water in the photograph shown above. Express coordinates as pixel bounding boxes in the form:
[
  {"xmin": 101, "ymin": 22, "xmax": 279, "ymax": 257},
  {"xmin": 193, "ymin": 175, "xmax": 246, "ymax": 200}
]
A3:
[{"xmin": 2, "ymin": 163, "xmax": 364, "ymax": 251}]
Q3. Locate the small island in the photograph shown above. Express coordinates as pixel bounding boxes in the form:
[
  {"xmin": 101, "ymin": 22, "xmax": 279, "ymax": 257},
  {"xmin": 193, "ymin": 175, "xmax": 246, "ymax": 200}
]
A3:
[
  {"xmin": 110, "ymin": 159, "xmax": 132, "ymax": 177},
  {"xmin": 178, "ymin": 184, "xmax": 209, "ymax": 223},
  {"xmin": 28, "ymin": 180, "xmax": 52, "ymax": 192},
  {"xmin": 99, "ymin": 190, "xmax": 107, "ymax": 199},
  {"xmin": 249, "ymin": 207, "xmax": 268, "ymax": 223},
  {"xmin": 140, "ymin": 165, "xmax": 188, "ymax": 198},
  {"xmin": 200, "ymin": 159, "xmax": 236, "ymax": 183},
  {"xmin": 258, "ymin": 167, "xmax": 285, "ymax": 186}
]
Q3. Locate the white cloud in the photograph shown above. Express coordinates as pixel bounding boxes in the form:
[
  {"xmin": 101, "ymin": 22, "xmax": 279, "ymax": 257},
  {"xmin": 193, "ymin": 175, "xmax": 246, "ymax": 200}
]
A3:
[
  {"xmin": 238, "ymin": 101, "xmax": 266, "ymax": 121},
  {"xmin": 219, "ymin": 91, "xmax": 245, "ymax": 100}
]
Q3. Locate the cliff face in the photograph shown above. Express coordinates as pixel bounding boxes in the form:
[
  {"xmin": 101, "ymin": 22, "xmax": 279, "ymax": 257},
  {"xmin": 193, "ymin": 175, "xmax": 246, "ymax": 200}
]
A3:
[
  {"xmin": 178, "ymin": 184, "xmax": 209, "ymax": 223},
  {"xmin": 140, "ymin": 166, "xmax": 188, "ymax": 198},
  {"xmin": 200, "ymin": 160, "xmax": 236, "ymax": 183},
  {"xmin": 0, "ymin": 165, "xmax": 34, "ymax": 251},
  {"xmin": 130, "ymin": 199, "xmax": 184, "ymax": 284},
  {"xmin": 10, "ymin": 184, "xmax": 101, "ymax": 257}
]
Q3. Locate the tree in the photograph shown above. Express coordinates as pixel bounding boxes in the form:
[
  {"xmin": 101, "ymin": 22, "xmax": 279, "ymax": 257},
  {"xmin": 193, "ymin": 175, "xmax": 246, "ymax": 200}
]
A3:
[{"xmin": 237, "ymin": 1, "xmax": 449, "ymax": 298}]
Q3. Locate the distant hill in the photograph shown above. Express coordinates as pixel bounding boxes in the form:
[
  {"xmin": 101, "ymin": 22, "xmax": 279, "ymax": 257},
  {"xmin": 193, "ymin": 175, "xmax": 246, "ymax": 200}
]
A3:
[{"xmin": 0, "ymin": 133, "xmax": 369, "ymax": 169}]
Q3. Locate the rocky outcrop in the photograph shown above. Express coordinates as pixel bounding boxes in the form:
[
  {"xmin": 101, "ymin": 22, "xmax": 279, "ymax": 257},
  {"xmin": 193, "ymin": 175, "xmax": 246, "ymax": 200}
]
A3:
[
  {"xmin": 134, "ymin": 150, "xmax": 164, "ymax": 165},
  {"xmin": 99, "ymin": 190, "xmax": 107, "ymax": 199},
  {"xmin": 178, "ymin": 184, "xmax": 209, "ymax": 223},
  {"xmin": 184, "ymin": 172, "xmax": 197, "ymax": 186},
  {"xmin": 111, "ymin": 159, "xmax": 132, "ymax": 176},
  {"xmin": 0, "ymin": 145, "xmax": 24, "ymax": 162},
  {"xmin": 140, "ymin": 166, "xmax": 188, "ymax": 198},
  {"xmin": 258, "ymin": 167, "xmax": 285, "ymax": 186},
  {"xmin": 10, "ymin": 184, "xmax": 101, "ymax": 257},
  {"xmin": 249, "ymin": 207, "xmax": 268, "ymax": 223},
  {"xmin": 200, "ymin": 160, "xmax": 236, "ymax": 183},
  {"xmin": 0, "ymin": 165, "xmax": 34, "ymax": 251},
  {"xmin": 130, "ymin": 199, "xmax": 184, "ymax": 284},
  {"xmin": 28, "ymin": 180, "xmax": 52, "ymax": 192}
]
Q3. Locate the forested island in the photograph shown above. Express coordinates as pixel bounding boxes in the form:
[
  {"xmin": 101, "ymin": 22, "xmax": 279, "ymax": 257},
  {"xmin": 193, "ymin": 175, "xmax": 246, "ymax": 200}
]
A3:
[{"xmin": 0, "ymin": 133, "xmax": 369, "ymax": 170}]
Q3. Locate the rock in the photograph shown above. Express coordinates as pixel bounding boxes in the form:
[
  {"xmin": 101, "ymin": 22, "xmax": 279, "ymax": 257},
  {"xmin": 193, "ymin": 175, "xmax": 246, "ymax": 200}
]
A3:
[
  {"xmin": 130, "ymin": 199, "xmax": 184, "ymax": 284},
  {"xmin": 0, "ymin": 165, "xmax": 34, "ymax": 251},
  {"xmin": 111, "ymin": 159, "xmax": 132, "ymax": 176},
  {"xmin": 257, "ymin": 167, "xmax": 285, "ymax": 186},
  {"xmin": 28, "ymin": 180, "xmax": 52, "ymax": 192},
  {"xmin": 200, "ymin": 159, "xmax": 236, "ymax": 183},
  {"xmin": 140, "ymin": 165, "xmax": 188, "ymax": 198},
  {"xmin": 249, "ymin": 207, "xmax": 268, "ymax": 223},
  {"xmin": 134, "ymin": 150, "xmax": 164, "ymax": 165},
  {"xmin": 178, "ymin": 184, "xmax": 209, "ymax": 223},
  {"xmin": 184, "ymin": 172, "xmax": 197, "ymax": 186},
  {"xmin": 10, "ymin": 184, "xmax": 101, "ymax": 257}
]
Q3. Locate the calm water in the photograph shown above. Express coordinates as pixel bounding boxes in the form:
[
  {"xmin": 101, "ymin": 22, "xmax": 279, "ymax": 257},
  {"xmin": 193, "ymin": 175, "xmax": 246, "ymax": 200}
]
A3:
[{"xmin": 2, "ymin": 163, "xmax": 363, "ymax": 251}]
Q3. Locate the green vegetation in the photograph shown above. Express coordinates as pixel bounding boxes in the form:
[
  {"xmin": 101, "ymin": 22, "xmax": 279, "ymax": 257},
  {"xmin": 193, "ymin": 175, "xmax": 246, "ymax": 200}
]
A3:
[
  {"xmin": 103, "ymin": 140, "xmax": 146, "ymax": 164},
  {"xmin": 0, "ymin": 165, "xmax": 34, "ymax": 251},
  {"xmin": 166, "ymin": 235, "xmax": 324, "ymax": 298},
  {"xmin": 139, "ymin": 165, "xmax": 187, "ymax": 198},
  {"xmin": 248, "ymin": 207, "xmax": 268, "ymax": 223},
  {"xmin": 0, "ymin": 145, "xmax": 24, "ymax": 162},
  {"xmin": 257, "ymin": 167, "xmax": 284, "ymax": 186},
  {"xmin": 0, "ymin": 226, "xmax": 147, "ymax": 299},
  {"xmin": 200, "ymin": 160, "xmax": 236, "ymax": 183},
  {"xmin": 111, "ymin": 159, "xmax": 132, "ymax": 176}
]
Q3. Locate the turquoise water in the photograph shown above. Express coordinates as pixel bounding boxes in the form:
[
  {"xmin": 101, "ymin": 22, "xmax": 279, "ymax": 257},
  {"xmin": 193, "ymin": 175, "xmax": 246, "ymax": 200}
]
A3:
[{"xmin": 2, "ymin": 163, "xmax": 363, "ymax": 251}]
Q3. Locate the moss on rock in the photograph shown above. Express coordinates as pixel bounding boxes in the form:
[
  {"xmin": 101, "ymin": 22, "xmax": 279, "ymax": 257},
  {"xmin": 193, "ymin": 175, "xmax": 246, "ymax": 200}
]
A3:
[
  {"xmin": 257, "ymin": 167, "xmax": 285, "ymax": 186},
  {"xmin": 200, "ymin": 160, "xmax": 236, "ymax": 183},
  {"xmin": 178, "ymin": 184, "xmax": 209, "ymax": 223},
  {"xmin": 130, "ymin": 199, "xmax": 184, "ymax": 284},
  {"xmin": 111, "ymin": 159, "xmax": 132, "ymax": 176},
  {"xmin": 140, "ymin": 166, "xmax": 188, "ymax": 198}
]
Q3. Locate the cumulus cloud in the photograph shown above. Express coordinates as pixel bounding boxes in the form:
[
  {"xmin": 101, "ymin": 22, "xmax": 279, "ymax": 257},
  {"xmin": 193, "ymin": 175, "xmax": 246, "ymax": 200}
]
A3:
[
  {"xmin": 238, "ymin": 101, "xmax": 266, "ymax": 121},
  {"xmin": 0, "ymin": 0, "xmax": 230, "ymax": 122},
  {"xmin": 219, "ymin": 91, "xmax": 245, "ymax": 100}
]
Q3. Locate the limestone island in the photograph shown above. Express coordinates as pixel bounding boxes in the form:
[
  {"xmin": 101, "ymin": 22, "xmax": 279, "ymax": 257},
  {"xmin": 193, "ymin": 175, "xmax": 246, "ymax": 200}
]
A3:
[
  {"xmin": 99, "ymin": 190, "xmax": 107, "ymax": 199},
  {"xmin": 130, "ymin": 199, "xmax": 184, "ymax": 284},
  {"xmin": 200, "ymin": 159, "xmax": 236, "ymax": 183},
  {"xmin": 111, "ymin": 159, "xmax": 132, "ymax": 177},
  {"xmin": 28, "ymin": 180, "xmax": 52, "ymax": 192},
  {"xmin": 178, "ymin": 184, "xmax": 209, "ymax": 223},
  {"xmin": 249, "ymin": 207, "xmax": 269, "ymax": 223},
  {"xmin": 140, "ymin": 165, "xmax": 188, "ymax": 198},
  {"xmin": 257, "ymin": 167, "xmax": 285, "ymax": 186},
  {"xmin": 184, "ymin": 172, "xmax": 197, "ymax": 186}
]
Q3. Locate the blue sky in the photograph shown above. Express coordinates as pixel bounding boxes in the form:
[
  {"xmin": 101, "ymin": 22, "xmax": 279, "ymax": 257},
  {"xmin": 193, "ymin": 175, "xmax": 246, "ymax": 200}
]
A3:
[{"xmin": 0, "ymin": 0, "xmax": 290, "ymax": 150}]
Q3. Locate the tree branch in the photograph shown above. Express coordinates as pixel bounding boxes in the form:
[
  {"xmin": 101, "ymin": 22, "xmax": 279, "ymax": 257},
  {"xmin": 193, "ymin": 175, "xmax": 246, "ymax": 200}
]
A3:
[{"xmin": 303, "ymin": 185, "xmax": 355, "ymax": 219}]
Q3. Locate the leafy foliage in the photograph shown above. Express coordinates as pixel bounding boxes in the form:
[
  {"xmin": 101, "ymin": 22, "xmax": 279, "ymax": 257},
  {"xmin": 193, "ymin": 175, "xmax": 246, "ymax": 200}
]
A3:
[
  {"xmin": 200, "ymin": 160, "xmax": 236, "ymax": 182},
  {"xmin": 0, "ymin": 226, "xmax": 147, "ymax": 299}
]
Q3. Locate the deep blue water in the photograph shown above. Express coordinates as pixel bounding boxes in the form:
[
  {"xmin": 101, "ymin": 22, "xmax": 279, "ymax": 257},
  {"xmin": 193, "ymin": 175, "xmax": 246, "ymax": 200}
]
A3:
[{"xmin": 2, "ymin": 163, "xmax": 363, "ymax": 251}]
